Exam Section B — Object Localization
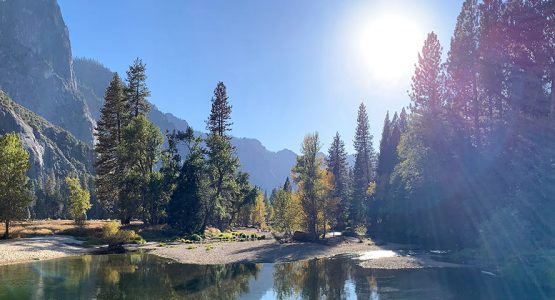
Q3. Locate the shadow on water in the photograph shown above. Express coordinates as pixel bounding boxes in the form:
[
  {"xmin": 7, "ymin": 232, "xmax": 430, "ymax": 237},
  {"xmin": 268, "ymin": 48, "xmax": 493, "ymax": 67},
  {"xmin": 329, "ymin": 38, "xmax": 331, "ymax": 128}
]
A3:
[{"xmin": 0, "ymin": 252, "xmax": 552, "ymax": 299}]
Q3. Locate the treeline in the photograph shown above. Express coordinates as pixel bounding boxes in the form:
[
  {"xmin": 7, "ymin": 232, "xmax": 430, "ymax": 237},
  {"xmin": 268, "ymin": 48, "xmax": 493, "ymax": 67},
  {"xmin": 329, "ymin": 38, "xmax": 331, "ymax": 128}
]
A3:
[
  {"xmin": 276, "ymin": 0, "xmax": 554, "ymax": 254},
  {"xmin": 93, "ymin": 60, "xmax": 259, "ymax": 232}
]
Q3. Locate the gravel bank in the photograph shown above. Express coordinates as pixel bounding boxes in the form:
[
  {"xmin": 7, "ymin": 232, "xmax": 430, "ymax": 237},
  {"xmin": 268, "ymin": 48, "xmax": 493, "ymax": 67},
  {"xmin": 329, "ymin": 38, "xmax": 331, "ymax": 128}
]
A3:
[
  {"xmin": 0, "ymin": 236, "xmax": 89, "ymax": 266},
  {"xmin": 151, "ymin": 238, "xmax": 463, "ymax": 269}
]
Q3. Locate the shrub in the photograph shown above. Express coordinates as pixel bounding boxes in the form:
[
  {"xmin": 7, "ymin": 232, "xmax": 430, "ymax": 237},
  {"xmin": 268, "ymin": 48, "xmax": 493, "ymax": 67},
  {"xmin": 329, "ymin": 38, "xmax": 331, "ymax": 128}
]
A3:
[
  {"xmin": 100, "ymin": 222, "xmax": 144, "ymax": 246},
  {"xmin": 204, "ymin": 227, "xmax": 221, "ymax": 238},
  {"xmin": 190, "ymin": 234, "xmax": 203, "ymax": 242}
]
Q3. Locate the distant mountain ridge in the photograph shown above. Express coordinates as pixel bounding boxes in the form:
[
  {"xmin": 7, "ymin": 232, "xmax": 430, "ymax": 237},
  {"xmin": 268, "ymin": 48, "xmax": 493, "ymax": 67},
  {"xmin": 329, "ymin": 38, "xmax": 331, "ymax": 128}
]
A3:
[
  {"xmin": 73, "ymin": 58, "xmax": 297, "ymax": 191},
  {"xmin": 0, "ymin": 0, "xmax": 296, "ymax": 193}
]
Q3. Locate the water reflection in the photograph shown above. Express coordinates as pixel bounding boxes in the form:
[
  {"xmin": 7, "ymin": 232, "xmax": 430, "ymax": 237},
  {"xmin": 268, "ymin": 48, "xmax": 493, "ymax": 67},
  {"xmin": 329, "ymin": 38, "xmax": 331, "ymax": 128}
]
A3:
[{"xmin": 0, "ymin": 253, "xmax": 552, "ymax": 299}]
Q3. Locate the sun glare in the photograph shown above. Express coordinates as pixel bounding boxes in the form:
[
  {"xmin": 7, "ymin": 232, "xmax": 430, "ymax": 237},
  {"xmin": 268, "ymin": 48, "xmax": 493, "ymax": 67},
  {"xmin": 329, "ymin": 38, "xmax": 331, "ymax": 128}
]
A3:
[{"xmin": 356, "ymin": 14, "xmax": 425, "ymax": 82}]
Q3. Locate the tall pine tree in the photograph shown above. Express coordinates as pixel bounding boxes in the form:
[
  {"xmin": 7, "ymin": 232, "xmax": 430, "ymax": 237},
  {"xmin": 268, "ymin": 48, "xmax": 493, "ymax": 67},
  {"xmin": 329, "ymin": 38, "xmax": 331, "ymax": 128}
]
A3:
[
  {"xmin": 351, "ymin": 103, "xmax": 375, "ymax": 227},
  {"xmin": 326, "ymin": 132, "xmax": 350, "ymax": 230},
  {"xmin": 125, "ymin": 58, "xmax": 151, "ymax": 118},
  {"xmin": 94, "ymin": 73, "xmax": 127, "ymax": 213}
]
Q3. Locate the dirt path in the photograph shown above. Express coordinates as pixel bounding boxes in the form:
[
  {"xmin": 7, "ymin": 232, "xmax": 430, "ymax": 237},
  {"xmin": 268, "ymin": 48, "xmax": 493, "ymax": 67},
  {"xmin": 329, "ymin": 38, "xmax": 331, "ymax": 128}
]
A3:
[{"xmin": 0, "ymin": 235, "xmax": 89, "ymax": 266}]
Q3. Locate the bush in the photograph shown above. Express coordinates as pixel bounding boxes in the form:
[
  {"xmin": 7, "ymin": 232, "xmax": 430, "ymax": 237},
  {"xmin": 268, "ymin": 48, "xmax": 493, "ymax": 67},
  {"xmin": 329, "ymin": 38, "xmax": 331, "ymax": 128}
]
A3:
[
  {"xmin": 258, "ymin": 235, "xmax": 266, "ymax": 240},
  {"xmin": 100, "ymin": 222, "xmax": 144, "ymax": 246},
  {"xmin": 190, "ymin": 234, "xmax": 203, "ymax": 242},
  {"xmin": 204, "ymin": 227, "xmax": 221, "ymax": 238}
]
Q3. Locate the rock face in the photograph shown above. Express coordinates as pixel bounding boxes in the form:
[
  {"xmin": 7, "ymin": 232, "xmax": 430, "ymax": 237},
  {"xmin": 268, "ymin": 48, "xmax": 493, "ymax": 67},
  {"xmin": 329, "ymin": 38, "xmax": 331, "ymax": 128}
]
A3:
[
  {"xmin": 0, "ymin": 0, "xmax": 94, "ymax": 144},
  {"xmin": 0, "ymin": 91, "xmax": 93, "ymax": 181},
  {"xmin": 0, "ymin": 0, "xmax": 297, "ymax": 193}
]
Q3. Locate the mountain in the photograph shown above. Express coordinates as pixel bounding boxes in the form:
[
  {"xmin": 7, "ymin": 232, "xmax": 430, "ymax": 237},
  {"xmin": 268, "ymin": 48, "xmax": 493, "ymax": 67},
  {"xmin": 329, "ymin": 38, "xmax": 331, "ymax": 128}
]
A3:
[
  {"xmin": 0, "ymin": 0, "xmax": 95, "ymax": 144},
  {"xmin": 0, "ymin": 0, "xmax": 296, "ymax": 193},
  {"xmin": 0, "ymin": 91, "xmax": 93, "ymax": 183},
  {"xmin": 73, "ymin": 59, "xmax": 297, "ymax": 191}
]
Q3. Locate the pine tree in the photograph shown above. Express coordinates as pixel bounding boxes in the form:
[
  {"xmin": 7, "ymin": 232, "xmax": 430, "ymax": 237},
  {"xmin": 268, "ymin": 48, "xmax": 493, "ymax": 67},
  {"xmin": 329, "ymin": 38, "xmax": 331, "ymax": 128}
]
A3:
[
  {"xmin": 206, "ymin": 81, "xmax": 233, "ymax": 136},
  {"xmin": 283, "ymin": 177, "xmax": 292, "ymax": 193},
  {"xmin": 376, "ymin": 112, "xmax": 392, "ymax": 178},
  {"xmin": 125, "ymin": 58, "xmax": 151, "ymax": 118},
  {"xmin": 94, "ymin": 73, "xmax": 127, "ymax": 213},
  {"xmin": 478, "ymin": 0, "xmax": 507, "ymax": 124},
  {"xmin": 118, "ymin": 115, "xmax": 163, "ymax": 224},
  {"xmin": 204, "ymin": 81, "xmax": 246, "ymax": 230},
  {"xmin": 326, "ymin": 132, "xmax": 349, "ymax": 230},
  {"xmin": 410, "ymin": 32, "xmax": 443, "ymax": 117},
  {"xmin": 351, "ymin": 103, "xmax": 375, "ymax": 227},
  {"xmin": 0, "ymin": 133, "xmax": 32, "ymax": 239},
  {"xmin": 446, "ymin": 0, "xmax": 481, "ymax": 143},
  {"xmin": 168, "ymin": 135, "xmax": 209, "ymax": 234}
]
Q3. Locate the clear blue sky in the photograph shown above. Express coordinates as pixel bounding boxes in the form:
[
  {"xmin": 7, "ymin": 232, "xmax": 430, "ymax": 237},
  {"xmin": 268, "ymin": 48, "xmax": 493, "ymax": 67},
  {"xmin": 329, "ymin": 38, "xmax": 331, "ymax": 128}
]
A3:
[{"xmin": 58, "ymin": 0, "xmax": 461, "ymax": 153}]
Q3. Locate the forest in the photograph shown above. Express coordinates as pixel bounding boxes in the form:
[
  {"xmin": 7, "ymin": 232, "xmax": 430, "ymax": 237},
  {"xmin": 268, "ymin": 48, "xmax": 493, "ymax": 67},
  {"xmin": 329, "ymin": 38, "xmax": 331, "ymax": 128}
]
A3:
[{"xmin": 0, "ymin": 0, "xmax": 553, "ymax": 288}]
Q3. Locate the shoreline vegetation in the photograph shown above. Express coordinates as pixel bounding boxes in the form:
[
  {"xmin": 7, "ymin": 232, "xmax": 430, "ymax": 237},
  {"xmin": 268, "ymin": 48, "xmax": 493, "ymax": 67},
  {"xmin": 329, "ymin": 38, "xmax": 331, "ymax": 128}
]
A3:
[{"xmin": 0, "ymin": 220, "xmax": 464, "ymax": 269}]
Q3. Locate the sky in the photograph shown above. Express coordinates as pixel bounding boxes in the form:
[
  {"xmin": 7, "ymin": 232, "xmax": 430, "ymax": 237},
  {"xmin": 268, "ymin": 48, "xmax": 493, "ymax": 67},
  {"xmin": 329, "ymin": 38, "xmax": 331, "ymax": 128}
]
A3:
[{"xmin": 58, "ymin": 0, "xmax": 461, "ymax": 153}]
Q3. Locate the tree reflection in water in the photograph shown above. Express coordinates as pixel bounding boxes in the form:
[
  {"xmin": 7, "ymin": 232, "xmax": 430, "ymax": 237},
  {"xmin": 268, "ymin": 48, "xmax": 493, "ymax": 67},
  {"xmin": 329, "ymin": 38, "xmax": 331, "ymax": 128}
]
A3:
[{"xmin": 0, "ymin": 252, "xmax": 552, "ymax": 299}]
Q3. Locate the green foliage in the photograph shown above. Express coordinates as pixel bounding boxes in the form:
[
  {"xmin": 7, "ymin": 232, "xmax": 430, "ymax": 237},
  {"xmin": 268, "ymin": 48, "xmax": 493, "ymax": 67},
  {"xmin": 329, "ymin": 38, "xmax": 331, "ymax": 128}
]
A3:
[
  {"xmin": 190, "ymin": 234, "xmax": 203, "ymax": 242},
  {"xmin": 65, "ymin": 177, "xmax": 91, "ymax": 226},
  {"xmin": 100, "ymin": 221, "xmax": 144, "ymax": 245},
  {"xmin": 351, "ymin": 103, "xmax": 375, "ymax": 227},
  {"xmin": 167, "ymin": 133, "xmax": 209, "ymax": 234},
  {"xmin": 94, "ymin": 73, "xmax": 126, "ymax": 213},
  {"xmin": 271, "ymin": 188, "xmax": 301, "ymax": 235},
  {"xmin": 0, "ymin": 133, "xmax": 32, "ymax": 238},
  {"xmin": 292, "ymin": 133, "xmax": 332, "ymax": 240},
  {"xmin": 118, "ymin": 115, "xmax": 163, "ymax": 224},
  {"xmin": 125, "ymin": 58, "xmax": 151, "ymax": 118},
  {"xmin": 326, "ymin": 132, "xmax": 350, "ymax": 230}
]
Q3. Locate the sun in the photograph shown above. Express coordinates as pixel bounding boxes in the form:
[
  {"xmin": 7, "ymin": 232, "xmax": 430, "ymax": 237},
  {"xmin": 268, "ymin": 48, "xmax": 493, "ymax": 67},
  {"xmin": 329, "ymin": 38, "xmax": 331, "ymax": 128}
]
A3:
[{"xmin": 355, "ymin": 14, "xmax": 425, "ymax": 82}]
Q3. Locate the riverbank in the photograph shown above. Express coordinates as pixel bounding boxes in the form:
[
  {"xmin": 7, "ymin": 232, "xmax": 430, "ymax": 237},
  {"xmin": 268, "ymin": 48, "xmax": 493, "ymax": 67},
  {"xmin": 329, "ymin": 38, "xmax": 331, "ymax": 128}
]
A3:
[
  {"xmin": 0, "ymin": 235, "xmax": 90, "ymax": 266},
  {"xmin": 150, "ymin": 237, "xmax": 463, "ymax": 269},
  {"xmin": 0, "ymin": 220, "xmax": 464, "ymax": 269}
]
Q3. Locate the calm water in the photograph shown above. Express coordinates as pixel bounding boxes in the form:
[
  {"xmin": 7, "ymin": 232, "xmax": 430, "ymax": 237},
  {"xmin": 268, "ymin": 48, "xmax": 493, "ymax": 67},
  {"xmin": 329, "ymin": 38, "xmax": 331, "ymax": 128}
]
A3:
[{"xmin": 0, "ymin": 252, "xmax": 551, "ymax": 299}]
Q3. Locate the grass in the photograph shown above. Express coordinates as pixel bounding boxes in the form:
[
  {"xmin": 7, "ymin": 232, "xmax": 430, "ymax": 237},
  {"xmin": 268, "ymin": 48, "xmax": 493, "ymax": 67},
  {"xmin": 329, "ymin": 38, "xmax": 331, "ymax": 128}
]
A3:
[{"xmin": 0, "ymin": 220, "xmax": 110, "ymax": 238}]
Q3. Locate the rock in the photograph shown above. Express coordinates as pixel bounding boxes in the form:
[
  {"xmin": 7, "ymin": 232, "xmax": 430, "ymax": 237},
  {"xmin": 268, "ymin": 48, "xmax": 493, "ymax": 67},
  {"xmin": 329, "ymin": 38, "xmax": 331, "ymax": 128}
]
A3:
[{"xmin": 0, "ymin": 0, "xmax": 95, "ymax": 144}]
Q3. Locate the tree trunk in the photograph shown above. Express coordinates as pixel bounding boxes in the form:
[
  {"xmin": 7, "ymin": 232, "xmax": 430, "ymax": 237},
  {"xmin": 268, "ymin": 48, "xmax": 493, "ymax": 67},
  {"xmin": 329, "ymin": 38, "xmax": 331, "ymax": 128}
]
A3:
[{"xmin": 3, "ymin": 219, "xmax": 9, "ymax": 239}]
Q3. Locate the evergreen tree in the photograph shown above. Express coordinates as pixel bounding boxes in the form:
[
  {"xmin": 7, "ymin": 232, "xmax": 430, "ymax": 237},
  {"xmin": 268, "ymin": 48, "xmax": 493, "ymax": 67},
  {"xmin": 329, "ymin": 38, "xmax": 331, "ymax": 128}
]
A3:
[
  {"xmin": 125, "ymin": 58, "xmax": 151, "ymax": 118},
  {"xmin": 94, "ymin": 73, "xmax": 127, "ymax": 213},
  {"xmin": 410, "ymin": 32, "xmax": 444, "ymax": 117},
  {"xmin": 118, "ymin": 115, "xmax": 163, "ymax": 224},
  {"xmin": 376, "ymin": 112, "xmax": 392, "ymax": 178},
  {"xmin": 168, "ymin": 133, "xmax": 209, "ymax": 234},
  {"xmin": 478, "ymin": 0, "xmax": 507, "ymax": 125},
  {"xmin": 446, "ymin": 0, "xmax": 481, "ymax": 143},
  {"xmin": 206, "ymin": 81, "xmax": 233, "ymax": 136},
  {"xmin": 351, "ymin": 103, "xmax": 375, "ymax": 227},
  {"xmin": 283, "ymin": 177, "xmax": 292, "ymax": 193},
  {"xmin": 0, "ymin": 133, "xmax": 32, "ymax": 239},
  {"xmin": 326, "ymin": 132, "xmax": 350, "ymax": 230}
]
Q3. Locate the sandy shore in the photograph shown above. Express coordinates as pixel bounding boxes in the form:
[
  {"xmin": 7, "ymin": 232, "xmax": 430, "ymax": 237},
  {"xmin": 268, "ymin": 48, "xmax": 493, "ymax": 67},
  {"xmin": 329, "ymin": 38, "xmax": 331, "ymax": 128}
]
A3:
[
  {"xmin": 0, "ymin": 234, "xmax": 463, "ymax": 269},
  {"xmin": 150, "ymin": 238, "xmax": 463, "ymax": 269},
  {"xmin": 0, "ymin": 235, "xmax": 89, "ymax": 266}
]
